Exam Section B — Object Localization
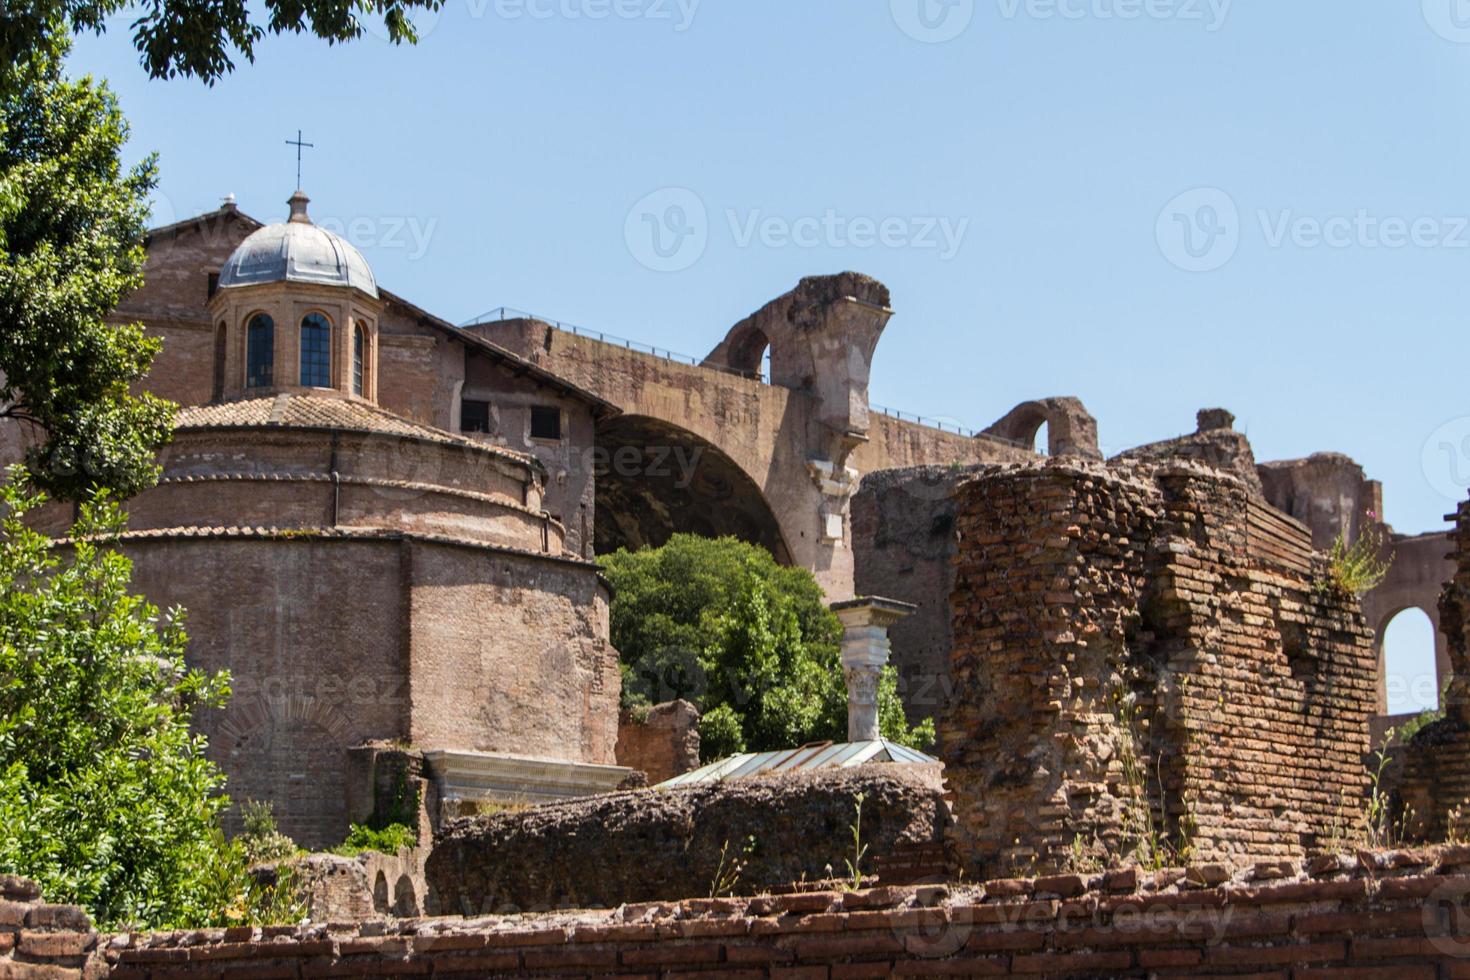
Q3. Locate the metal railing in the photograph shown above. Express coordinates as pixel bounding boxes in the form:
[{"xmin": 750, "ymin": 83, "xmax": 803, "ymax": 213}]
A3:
[{"xmin": 461, "ymin": 306, "xmax": 1001, "ymax": 441}]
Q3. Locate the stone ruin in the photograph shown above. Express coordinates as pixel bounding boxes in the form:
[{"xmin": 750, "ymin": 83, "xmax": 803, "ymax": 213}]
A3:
[
  {"xmin": 941, "ymin": 458, "xmax": 1379, "ymax": 878},
  {"xmin": 1385, "ymin": 494, "xmax": 1470, "ymax": 841}
]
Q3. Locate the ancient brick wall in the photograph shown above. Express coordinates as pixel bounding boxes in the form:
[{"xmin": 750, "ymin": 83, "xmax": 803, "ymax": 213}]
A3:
[
  {"xmin": 850, "ymin": 466, "xmax": 972, "ymax": 727},
  {"xmin": 66, "ymin": 846, "xmax": 1470, "ymax": 977},
  {"xmin": 943, "ymin": 460, "xmax": 1376, "ymax": 879},
  {"xmin": 425, "ymin": 766, "xmax": 946, "ymax": 915},
  {"xmin": 0, "ymin": 874, "xmax": 97, "ymax": 976},
  {"xmin": 614, "ymin": 700, "xmax": 701, "ymax": 785}
]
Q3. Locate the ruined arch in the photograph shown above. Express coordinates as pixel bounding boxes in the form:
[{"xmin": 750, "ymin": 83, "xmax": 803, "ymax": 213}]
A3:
[
  {"xmin": 1374, "ymin": 604, "xmax": 1448, "ymax": 716},
  {"xmin": 593, "ymin": 414, "xmax": 790, "ymax": 563},
  {"xmin": 983, "ymin": 397, "xmax": 1101, "ymax": 459},
  {"xmin": 702, "ymin": 320, "xmax": 769, "ymax": 379}
]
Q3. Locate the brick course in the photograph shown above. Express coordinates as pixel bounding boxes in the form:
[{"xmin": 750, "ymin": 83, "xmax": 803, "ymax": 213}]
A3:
[{"xmin": 6, "ymin": 847, "xmax": 1467, "ymax": 977}]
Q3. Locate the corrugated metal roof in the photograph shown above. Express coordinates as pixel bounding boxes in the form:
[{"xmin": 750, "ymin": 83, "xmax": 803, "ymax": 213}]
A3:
[{"xmin": 654, "ymin": 739, "xmax": 937, "ymax": 788}]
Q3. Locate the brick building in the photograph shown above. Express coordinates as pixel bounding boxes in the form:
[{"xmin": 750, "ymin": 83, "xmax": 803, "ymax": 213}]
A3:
[{"xmin": 2, "ymin": 191, "xmax": 634, "ymax": 848}]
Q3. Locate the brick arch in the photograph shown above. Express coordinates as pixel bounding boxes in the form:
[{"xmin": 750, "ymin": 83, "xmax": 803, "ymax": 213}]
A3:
[
  {"xmin": 982, "ymin": 397, "xmax": 1101, "ymax": 459},
  {"xmin": 1361, "ymin": 531, "xmax": 1456, "ymax": 715},
  {"xmin": 593, "ymin": 414, "xmax": 791, "ymax": 564}
]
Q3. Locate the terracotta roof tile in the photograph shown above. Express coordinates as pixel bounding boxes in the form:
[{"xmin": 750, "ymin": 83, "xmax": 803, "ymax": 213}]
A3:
[{"xmin": 175, "ymin": 393, "xmax": 532, "ymax": 464}]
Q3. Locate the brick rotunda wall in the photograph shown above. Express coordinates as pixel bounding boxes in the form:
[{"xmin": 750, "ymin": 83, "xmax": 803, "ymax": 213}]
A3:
[
  {"xmin": 942, "ymin": 460, "xmax": 1377, "ymax": 880},
  {"xmin": 1387, "ymin": 493, "xmax": 1470, "ymax": 842}
]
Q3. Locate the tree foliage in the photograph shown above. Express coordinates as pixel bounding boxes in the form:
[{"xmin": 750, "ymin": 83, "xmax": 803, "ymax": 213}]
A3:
[
  {"xmin": 601, "ymin": 534, "xmax": 935, "ymax": 761},
  {"xmin": 1, "ymin": 0, "xmax": 442, "ymax": 86},
  {"xmin": 0, "ymin": 49, "xmax": 175, "ymax": 501},
  {"xmin": 0, "ymin": 473, "xmax": 234, "ymax": 928}
]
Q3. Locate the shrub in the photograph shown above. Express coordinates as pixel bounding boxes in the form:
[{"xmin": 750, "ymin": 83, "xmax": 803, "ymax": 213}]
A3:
[
  {"xmin": 237, "ymin": 801, "xmax": 301, "ymax": 866},
  {"xmin": 1324, "ymin": 518, "xmax": 1392, "ymax": 597},
  {"xmin": 333, "ymin": 823, "xmax": 417, "ymax": 857},
  {"xmin": 601, "ymin": 534, "xmax": 934, "ymax": 759},
  {"xmin": 0, "ymin": 474, "xmax": 234, "ymax": 928}
]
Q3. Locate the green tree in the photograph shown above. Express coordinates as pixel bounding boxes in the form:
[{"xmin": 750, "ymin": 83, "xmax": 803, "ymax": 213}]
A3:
[
  {"xmin": 1, "ymin": 0, "xmax": 442, "ymax": 86},
  {"xmin": 601, "ymin": 534, "xmax": 935, "ymax": 761},
  {"xmin": 0, "ymin": 48, "xmax": 174, "ymax": 501},
  {"xmin": 0, "ymin": 472, "xmax": 234, "ymax": 927}
]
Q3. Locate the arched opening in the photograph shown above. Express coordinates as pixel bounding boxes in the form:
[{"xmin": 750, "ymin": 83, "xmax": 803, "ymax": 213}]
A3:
[
  {"xmin": 212, "ymin": 322, "xmax": 227, "ymax": 401},
  {"xmin": 246, "ymin": 313, "xmax": 274, "ymax": 389},
  {"xmin": 352, "ymin": 324, "xmax": 366, "ymax": 396},
  {"xmin": 705, "ymin": 322, "xmax": 770, "ymax": 380},
  {"xmin": 393, "ymin": 874, "xmax": 419, "ymax": 917},
  {"xmin": 1381, "ymin": 607, "xmax": 1440, "ymax": 715},
  {"xmin": 1033, "ymin": 420, "xmax": 1050, "ymax": 456},
  {"xmin": 373, "ymin": 871, "xmax": 389, "ymax": 913},
  {"xmin": 300, "ymin": 313, "xmax": 332, "ymax": 388},
  {"xmin": 593, "ymin": 415, "xmax": 790, "ymax": 563}
]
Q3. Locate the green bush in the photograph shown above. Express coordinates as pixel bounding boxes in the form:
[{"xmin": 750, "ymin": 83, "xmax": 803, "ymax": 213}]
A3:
[
  {"xmin": 333, "ymin": 823, "xmax": 417, "ymax": 857},
  {"xmin": 601, "ymin": 534, "xmax": 934, "ymax": 760},
  {"xmin": 0, "ymin": 474, "xmax": 234, "ymax": 928},
  {"xmin": 237, "ymin": 801, "xmax": 301, "ymax": 866}
]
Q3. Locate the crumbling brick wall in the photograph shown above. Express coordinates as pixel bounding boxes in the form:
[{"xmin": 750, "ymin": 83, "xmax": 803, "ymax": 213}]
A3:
[
  {"xmin": 1385, "ymin": 493, "xmax": 1470, "ymax": 842},
  {"xmin": 942, "ymin": 460, "xmax": 1376, "ymax": 879},
  {"xmin": 614, "ymin": 700, "xmax": 701, "ymax": 785}
]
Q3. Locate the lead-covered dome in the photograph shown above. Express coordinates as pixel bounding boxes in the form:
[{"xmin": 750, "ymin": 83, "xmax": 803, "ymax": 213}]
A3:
[{"xmin": 217, "ymin": 190, "xmax": 378, "ymax": 298}]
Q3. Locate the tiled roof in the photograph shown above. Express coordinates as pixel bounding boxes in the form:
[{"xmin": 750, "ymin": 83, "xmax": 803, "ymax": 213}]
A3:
[{"xmin": 175, "ymin": 393, "xmax": 531, "ymax": 464}]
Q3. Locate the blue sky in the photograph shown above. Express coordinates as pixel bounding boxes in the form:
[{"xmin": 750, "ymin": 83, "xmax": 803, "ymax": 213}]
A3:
[{"xmin": 70, "ymin": 1, "xmax": 1467, "ymax": 710}]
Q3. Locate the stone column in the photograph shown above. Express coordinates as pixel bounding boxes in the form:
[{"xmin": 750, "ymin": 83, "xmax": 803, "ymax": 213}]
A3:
[{"xmin": 831, "ymin": 597, "xmax": 916, "ymax": 742}]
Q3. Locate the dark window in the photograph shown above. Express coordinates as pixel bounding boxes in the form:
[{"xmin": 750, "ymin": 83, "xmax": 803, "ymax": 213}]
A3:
[
  {"xmin": 300, "ymin": 313, "xmax": 332, "ymax": 387},
  {"xmin": 530, "ymin": 405, "xmax": 562, "ymax": 441},
  {"xmin": 212, "ymin": 322, "xmax": 227, "ymax": 400},
  {"xmin": 206, "ymin": 272, "xmax": 219, "ymax": 299},
  {"xmin": 461, "ymin": 399, "xmax": 491, "ymax": 434},
  {"xmin": 352, "ymin": 325, "xmax": 365, "ymax": 396},
  {"xmin": 246, "ymin": 314, "xmax": 274, "ymax": 389}
]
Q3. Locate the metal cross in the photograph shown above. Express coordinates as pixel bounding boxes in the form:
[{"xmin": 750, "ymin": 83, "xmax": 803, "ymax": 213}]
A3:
[{"xmin": 285, "ymin": 130, "xmax": 314, "ymax": 189}]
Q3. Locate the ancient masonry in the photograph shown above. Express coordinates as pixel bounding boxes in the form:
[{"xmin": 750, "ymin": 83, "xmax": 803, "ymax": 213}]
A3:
[
  {"xmin": 1388, "ymin": 493, "xmax": 1470, "ymax": 841},
  {"xmin": 941, "ymin": 459, "xmax": 1378, "ymax": 879},
  {"xmin": 15, "ymin": 848, "xmax": 1470, "ymax": 976}
]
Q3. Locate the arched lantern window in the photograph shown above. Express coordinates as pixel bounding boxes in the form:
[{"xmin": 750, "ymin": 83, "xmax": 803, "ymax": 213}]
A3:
[
  {"xmin": 300, "ymin": 312, "xmax": 332, "ymax": 388},
  {"xmin": 246, "ymin": 314, "xmax": 274, "ymax": 389},
  {"xmin": 353, "ymin": 324, "xmax": 366, "ymax": 396}
]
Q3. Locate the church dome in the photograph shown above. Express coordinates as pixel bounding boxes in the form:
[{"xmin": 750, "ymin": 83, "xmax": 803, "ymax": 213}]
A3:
[{"xmin": 217, "ymin": 190, "xmax": 378, "ymax": 298}]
